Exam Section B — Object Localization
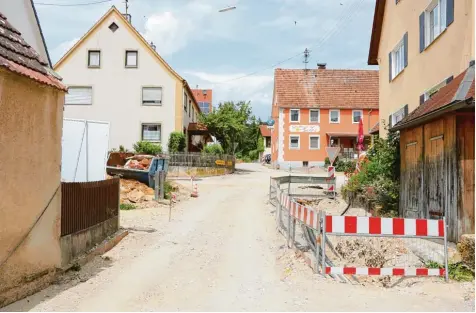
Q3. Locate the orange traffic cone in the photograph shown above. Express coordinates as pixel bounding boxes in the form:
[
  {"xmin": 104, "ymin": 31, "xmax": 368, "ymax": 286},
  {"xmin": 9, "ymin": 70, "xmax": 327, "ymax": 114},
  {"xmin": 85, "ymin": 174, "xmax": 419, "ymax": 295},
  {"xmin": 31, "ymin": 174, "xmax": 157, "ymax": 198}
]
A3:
[{"xmin": 191, "ymin": 183, "xmax": 199, "ymax": 198}]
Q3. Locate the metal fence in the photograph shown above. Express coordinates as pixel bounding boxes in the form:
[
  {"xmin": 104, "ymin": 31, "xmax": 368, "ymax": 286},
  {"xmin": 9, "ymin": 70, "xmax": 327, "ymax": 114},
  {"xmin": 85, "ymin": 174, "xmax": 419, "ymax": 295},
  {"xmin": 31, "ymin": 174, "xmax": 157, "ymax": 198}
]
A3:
[
  {"xmin": 61, "ymin": 178, "xmax": 120, "ymax": 236},
  {"xmin": 269, "ymin": 176, "xmax": 449, "ymax": 284}
]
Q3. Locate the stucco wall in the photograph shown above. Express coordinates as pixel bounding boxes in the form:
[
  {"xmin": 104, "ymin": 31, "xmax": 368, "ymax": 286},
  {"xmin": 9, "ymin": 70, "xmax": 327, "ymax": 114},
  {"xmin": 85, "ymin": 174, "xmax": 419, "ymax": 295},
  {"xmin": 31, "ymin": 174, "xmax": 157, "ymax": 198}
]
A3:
[
  {"xmin": 377, "ymin": 0, "xmax": 474, "ymax": 137},
  {"xmin": 57, "ymin": 13, "xmax": 177, "ymax": 150},
  {"xmin": 0, "ymin": 69, "xmax": 64, "ymax": 306}
]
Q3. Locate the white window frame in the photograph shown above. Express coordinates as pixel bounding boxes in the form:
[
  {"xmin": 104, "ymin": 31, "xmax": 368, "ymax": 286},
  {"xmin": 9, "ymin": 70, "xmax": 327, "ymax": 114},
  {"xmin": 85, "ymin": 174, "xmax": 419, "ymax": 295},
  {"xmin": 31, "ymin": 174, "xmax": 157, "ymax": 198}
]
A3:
[
  {"xmin": 88, "ymin": 50, "xmax": 100, "ymax": 68},
  {"xmin": 289, "ymin": 135, "xmax": 300, "ymax": 150},
  {"xmin": 424, "ymin": 79, "xmax": 448, "ymax": 101},
  {"xmin": 142, "ymin": 87, "xmax": 163, "ymax": 106},
  {"xmin": 289, "ymin": 109, "xmax": 300, "ymax": 123},
  {"xmin": 425, "ymin": 0, "xmax": 447, "ymax": 48},
  {"xmin": 329, "ymin": 109, "xmax": 340, "ymax": 123},
  {"xmin": 391, "ymin": 39, "xmax": 405, "ymax": 80},
  {"xmin": 309, "ymin": 135, "xmax": 320, "ymax": 150},
  {"xmin": 352, "ymin": 110, "xmax": 363, "ymax": 124},
  {"xmin": 141, "ymin": 123, "xmax": 161, "ymax": 142},
  {"xmin": 309, "ymin": 109, "xmax": 320, "ymax": 123},
  {"xmin": 65, "ymin": 86, "xmax": 93, "ymax": 105},
  {"xmin": 391, "ymin": 107, "xmax": 406, "ymax": 126},
  {"xmin": 125, "ymin": 50, "xmax": 138, "ymax": 68}
]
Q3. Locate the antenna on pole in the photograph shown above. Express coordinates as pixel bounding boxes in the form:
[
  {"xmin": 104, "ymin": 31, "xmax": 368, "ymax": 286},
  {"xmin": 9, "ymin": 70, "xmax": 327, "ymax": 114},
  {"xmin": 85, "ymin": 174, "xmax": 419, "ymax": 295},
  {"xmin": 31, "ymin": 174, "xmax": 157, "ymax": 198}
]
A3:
[
  {"xmin": 303, "ymin": 48, "xmax": 310, "ymax": 70},
  {"xmin": 125, "ymin": 0, "xmax": 129, "ymax": 14}
]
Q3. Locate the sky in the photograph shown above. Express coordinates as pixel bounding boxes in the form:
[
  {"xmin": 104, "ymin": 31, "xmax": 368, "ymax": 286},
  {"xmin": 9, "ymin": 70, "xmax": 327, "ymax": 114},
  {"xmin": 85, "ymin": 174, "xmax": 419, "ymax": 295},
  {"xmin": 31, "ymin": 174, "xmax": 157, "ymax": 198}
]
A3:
[{"xmin": 35, "ymin": 0, "xmax": 377, "ymax": 120}]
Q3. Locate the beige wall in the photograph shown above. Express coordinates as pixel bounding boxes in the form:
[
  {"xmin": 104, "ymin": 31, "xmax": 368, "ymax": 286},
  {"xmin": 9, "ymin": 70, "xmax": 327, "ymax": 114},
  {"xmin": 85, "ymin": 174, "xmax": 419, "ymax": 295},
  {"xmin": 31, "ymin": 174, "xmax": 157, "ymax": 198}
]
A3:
[
  {"xmin": 0, "ymin": 69, "xmax": 64, "ymax": 306},
  {"xmin": 377, "ymin": 0, "xmax": 474, "ymax": 137}
]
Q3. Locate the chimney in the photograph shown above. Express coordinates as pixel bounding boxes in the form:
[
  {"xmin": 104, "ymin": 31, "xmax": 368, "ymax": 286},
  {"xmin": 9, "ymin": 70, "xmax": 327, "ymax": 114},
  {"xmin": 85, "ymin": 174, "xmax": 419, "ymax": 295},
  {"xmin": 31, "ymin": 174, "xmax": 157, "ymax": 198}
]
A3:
[
  {"xmin": 317, "ymin": 63, "xmax": 327, "ymax": 69},
  {"xmin": 150, "ymin": 41, "xmax": 156, "ymax": 51},
  {"xmin": 123, "ymin": 13, "xmax": 132, "ymax": 23}
]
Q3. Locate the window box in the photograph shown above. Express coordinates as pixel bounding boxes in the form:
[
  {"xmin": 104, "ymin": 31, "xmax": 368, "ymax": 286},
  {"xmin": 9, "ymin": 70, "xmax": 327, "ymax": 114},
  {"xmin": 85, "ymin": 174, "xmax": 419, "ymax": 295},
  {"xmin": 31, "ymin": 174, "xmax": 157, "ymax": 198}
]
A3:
[
  {"xmin": 142, "ymin": 87, "xmax": 162, "ymax": 106},
  {"xmin": 65, "ymin": 86, "xmax": 92, "ymax": 105}
]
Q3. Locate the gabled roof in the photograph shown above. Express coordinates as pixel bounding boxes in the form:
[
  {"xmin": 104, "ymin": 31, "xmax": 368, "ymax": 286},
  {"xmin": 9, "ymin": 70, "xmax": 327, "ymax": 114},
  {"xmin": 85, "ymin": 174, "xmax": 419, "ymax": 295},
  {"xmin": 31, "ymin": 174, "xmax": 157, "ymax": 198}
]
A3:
[
  {"xmin": 369, "ymin": 122, "xmax": 380, "ymax": 134},
  {"xmin": 0, "ymin": 11, "xmax": 65, "ymax": 90},
  {"xmin": 273, "ymin": 68, "xmax": 379, "ymax": 109},
  {"xmin": 30, "ymin": 0, "xmax": 52, "ymax": 67},
  {"xmin": 368, "ymin": 0, "xmax": 386, "ymax": 65},
  {"xmin": 393, "ymin": 64, "xmax": 475, "ymax": 130},
  {"xmin": 259, "ymin": 125, "xmax": 271, "ymax": 137}
]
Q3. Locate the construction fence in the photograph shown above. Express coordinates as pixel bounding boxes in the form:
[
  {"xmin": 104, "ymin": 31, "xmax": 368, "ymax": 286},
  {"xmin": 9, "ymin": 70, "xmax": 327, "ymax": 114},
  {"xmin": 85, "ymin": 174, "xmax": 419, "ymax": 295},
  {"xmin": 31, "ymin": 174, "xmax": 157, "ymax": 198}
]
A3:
[
  {"xmin": 167, "ymin": 152, "xmax": 235, "ymax": 178},
  {"xmin": 269, "ymin": 176, "xmax": 449, "ymax": 284}
]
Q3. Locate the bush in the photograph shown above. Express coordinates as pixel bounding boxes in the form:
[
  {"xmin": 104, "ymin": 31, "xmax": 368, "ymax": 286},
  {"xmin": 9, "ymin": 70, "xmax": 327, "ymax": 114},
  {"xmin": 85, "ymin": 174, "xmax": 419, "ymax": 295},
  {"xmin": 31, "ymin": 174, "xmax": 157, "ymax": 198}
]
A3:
[
  {"xmin": 167, "ymin": 132, "xmax": 186, "ymax": 153},
  {"xmin": 119, "ymin": 145, "xmax": 129, "ymax": 153},
  {"xmin": 203, "ymin": 143, "xmax": 224, "ymax": 155},
  {"xmin": 324, "ymin": 157, "xmax": 330, "ymax": 166},
  {"xmin": 120, "ymin": 203, "xmax": 136, "ymax": 210},
  {"xmin": 133, "ymin": 141, "xmax": 162, "ymax": 155},
  {"xmin": 335, "ymin": 159, "xmax": 356, "ymax": 173}
]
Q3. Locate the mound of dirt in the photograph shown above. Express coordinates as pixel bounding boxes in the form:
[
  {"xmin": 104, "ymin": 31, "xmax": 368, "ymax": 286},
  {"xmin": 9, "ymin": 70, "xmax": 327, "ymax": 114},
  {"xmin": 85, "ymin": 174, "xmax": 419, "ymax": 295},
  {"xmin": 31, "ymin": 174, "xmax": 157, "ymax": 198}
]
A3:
[{"xmin": 120, "ymin": 179, "xmax": 155, "ymax": 204}]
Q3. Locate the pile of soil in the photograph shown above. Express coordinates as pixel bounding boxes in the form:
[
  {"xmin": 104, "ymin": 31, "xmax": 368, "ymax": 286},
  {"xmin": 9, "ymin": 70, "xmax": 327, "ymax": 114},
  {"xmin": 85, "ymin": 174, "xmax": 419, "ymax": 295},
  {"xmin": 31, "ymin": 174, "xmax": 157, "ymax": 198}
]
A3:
[
  {"xmin": 123, "ymin": 155, "xmax": 152, "ymax": 170},
  {"xmin": 120, "ymin": 179, "xmax": 155, "ymax": 204}
]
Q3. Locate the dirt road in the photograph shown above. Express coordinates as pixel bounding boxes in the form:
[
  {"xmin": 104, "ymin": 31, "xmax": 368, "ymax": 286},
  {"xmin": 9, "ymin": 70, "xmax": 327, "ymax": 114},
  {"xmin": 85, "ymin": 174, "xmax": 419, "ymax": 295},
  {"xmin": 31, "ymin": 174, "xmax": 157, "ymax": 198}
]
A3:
[{"xmin": 3, "ymin": 164, "xmax": 473, "ymax": 311}]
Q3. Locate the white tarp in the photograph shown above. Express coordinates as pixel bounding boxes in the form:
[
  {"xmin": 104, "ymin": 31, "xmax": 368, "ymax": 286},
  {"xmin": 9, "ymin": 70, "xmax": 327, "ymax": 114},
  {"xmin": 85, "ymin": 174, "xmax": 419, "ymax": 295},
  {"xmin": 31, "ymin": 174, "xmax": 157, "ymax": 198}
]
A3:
[{"xmin": 61, "ymin": 118, "xmax": 110, "ymax": 182}]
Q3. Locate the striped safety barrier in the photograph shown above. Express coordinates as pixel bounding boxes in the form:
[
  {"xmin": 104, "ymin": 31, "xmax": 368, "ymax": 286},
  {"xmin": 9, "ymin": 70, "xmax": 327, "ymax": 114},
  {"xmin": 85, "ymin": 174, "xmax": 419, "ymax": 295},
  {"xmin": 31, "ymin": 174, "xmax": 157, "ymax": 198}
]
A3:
[
  {"xmin": 327, "ymin": 166, "xmax": 335, "ymax": 192},
  {"xmin": 325, "ymin": 215, "xmax": 445, "ymax": 237},
  {"xmin": 280, "ymin": 193, "xmax": 319, "ymax": 230},
  {"xmin": 326, "ymin": 267, "xmax": 445, "ymax": 276}
]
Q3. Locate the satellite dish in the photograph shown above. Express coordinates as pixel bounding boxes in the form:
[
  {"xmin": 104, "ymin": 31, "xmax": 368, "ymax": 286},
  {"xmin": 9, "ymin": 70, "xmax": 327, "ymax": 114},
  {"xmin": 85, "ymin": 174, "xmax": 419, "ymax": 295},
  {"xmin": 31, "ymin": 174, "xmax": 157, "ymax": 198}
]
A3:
[{"xmin": 267, "ymin": 119, "xmax": 275, "ymax": 126}]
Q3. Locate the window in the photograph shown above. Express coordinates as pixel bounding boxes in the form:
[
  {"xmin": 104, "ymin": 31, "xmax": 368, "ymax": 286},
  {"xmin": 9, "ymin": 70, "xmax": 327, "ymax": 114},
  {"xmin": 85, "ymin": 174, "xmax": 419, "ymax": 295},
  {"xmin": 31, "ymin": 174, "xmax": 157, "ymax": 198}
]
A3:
[
  {"xmin": 199, "ymin": 102, "xmax": 210, "ymax": 114},
  {"xmin": 109, "ymin": 22, "xmax": 118, "ymax": 32},
  {"xmin": 290, "ymin": 109, "xmax": 300, "ymax": 122},
  {"xmin": 88, "ymin": 50, "xmax": 100, "ymax": 68},
  {"xmin": 184, "ymin": 93, "xmax": 188, "ymax": 111},
  {"xmin": 289, "ymin": 135, "xmax": 300, "ymax": 149},
  {"xmin": 426, "ymin": 0, "xmax": 446, "ymax": 47},
  {"xmin": 142, "ymin": 87, "xmax": 162, "ymax": 105},
  {"xmin": 391, "ymin": 107, "xmax": 406, "ymax": 126},
  {"xmin": 189, "ymin": 102, "xmax": 191, "ymax": 118},
  {"xmin": 303, "ymin": 161, "xmax": 309, "ymax": 167},
  {"xmin": 141, "ymin": 124, "xmax": 161, "ymax": 142},
  {"xmin": 125, "ymin": 50, "xmax": 138, "ymax": 68},
  {"xmin": 391, "ymin": 39, "xmax": 405, "ymax": 79},
  {"xmin": 192, "ymin": 107, "xmax": 195, "ymax": 122},
  {"xmin": 424, "ymin": 77, "xmax": 451, "ymax": 101},
  {"xmin": 65, "ymin": 87, "xmax": 92, "ymax": 105},
  {"xmin": 309, "ymin": 109, "xmax": 320, "ymax": 123},
  {"xmin": 329, "ymin": 109, "xmax": 340, "ymax": 123},
  {"xmin": 265, "ymin": 137, "xmax": 271, "ymax": 148},
  {"xmin": 352, "ymin": 110, "xmax": 363, "ymax": 123},
  {"xmin": 309, "ymin": 135, "xmax": 320, "ymax": 150}
]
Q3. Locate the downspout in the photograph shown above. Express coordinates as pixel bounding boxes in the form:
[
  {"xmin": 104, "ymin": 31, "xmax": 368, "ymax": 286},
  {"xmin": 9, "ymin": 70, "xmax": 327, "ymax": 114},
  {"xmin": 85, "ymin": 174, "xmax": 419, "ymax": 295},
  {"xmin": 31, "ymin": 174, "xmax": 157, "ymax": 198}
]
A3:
[{"xmin": 368, "ymin": 109, "xmax": 373, "ymax": 146}]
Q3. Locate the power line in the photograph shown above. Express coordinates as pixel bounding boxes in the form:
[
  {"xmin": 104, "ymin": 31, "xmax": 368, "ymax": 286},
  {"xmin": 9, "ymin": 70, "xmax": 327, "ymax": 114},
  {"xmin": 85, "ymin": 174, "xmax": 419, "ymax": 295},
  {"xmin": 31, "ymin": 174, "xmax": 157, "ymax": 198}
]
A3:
[
  {"xmin": 214, "ymin": 0, "xmax": 364, "ymax": 84},
  {"xmin": 34, "ymin": 0, "xmax": 113, "ymax": 6}
]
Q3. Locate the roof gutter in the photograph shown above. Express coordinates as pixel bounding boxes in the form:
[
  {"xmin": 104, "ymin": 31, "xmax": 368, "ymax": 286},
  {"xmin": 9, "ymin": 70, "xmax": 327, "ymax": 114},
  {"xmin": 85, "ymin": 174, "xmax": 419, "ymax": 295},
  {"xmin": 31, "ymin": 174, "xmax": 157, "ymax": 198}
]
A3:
[
  {"xmin": 367, "ymin": 0, "xmax": 386, "ymax": 65},
  {"xmin": 30, "ymin": 0, "xmax": 52, "ymax": 68},
  {"xmin": 391, "ymin": 98, "xmax": 475, "ymax": 131}
]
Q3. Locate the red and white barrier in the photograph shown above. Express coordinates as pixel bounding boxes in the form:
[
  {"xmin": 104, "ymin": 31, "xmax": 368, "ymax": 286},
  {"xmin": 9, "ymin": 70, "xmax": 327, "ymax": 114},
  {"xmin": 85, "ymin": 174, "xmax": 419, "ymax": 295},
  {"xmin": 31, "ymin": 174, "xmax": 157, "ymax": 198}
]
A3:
[
  {"xmin": 326, "ymin": 267, "xmax": 445, "ymax": 276},
  {"xmin": 289, "ymin": 201, "xmax": 319, "ymax": 230},
  {"xmin": 327, "ymin": 166, "xmax": 335, "ymax": 193},
  {"xmin": 325, "ymin": 215, "xmax": 445, "ymax": 238}
]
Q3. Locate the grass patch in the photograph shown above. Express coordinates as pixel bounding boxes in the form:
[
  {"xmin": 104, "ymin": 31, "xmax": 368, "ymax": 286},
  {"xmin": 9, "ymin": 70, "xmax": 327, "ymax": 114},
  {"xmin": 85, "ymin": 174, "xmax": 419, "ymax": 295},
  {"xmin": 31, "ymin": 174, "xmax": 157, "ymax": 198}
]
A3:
[
  {"xmin": 425, "ymin": 261, "xmax": 474, "ymax": 282},
  {"xmin": 120, "ymin": 203, "xmax": 137, "ymax": 210}
]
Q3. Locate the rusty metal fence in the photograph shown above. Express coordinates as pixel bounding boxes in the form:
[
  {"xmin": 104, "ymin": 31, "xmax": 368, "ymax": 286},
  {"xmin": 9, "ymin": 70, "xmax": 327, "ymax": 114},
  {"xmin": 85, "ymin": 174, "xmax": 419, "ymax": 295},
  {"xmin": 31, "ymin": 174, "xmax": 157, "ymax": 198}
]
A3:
[{"xmin": 61, "ymin": 178, "xmax": 120, "ymax": 236}]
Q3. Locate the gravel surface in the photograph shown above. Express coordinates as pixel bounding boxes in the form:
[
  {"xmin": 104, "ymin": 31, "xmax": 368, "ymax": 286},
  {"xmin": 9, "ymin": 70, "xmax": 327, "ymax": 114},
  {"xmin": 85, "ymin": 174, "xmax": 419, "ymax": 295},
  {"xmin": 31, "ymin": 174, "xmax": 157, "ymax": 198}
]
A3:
[{"xmin": 3, "ymin": 163, "xmax": 474, "ymax": 311}]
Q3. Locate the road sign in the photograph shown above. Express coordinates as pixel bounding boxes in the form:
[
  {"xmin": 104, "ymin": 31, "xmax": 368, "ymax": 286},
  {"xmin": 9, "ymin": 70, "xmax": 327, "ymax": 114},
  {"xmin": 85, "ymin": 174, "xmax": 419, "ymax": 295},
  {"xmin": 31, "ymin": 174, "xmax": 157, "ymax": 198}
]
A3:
[{"xmin": 325, "ymin": 146, "xmax": 341, "ymax": 165}]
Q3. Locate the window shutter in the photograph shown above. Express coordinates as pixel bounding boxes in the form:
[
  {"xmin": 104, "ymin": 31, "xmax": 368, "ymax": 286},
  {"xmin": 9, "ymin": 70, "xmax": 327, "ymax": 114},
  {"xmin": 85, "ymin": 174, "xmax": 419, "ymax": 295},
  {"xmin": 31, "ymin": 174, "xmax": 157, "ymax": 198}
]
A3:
[
  {"xmin": 388, "ymin": 115, "xmax": 393, "ymax": 128},
  {"xmin": 65, "ymin": 87, "xmax": 92, "ymax": 105},
  {"xmin": 419, "ymin": 94, "xmax": 425, "ymax": 105},
  {"xmin": 446, "ymin": 75, "xmax": 454, "ymax": 84},
  {"xmin": 404, "ymin": 104, "xmax": 409, "ymax": 117},
  {"xmin": 389, "ymin": 52, "xmax": 392, "ymax": 82},
  {"xmin": 446, "ymin": 0, "xmax": 454, "ymax": 26},
  {"xmin": 403, "ymin": 32, "xmax": 408, "ymax": 68},
  {"xmin": 419, "ymin": 12, "xmax": 425, "ymax": 52}
]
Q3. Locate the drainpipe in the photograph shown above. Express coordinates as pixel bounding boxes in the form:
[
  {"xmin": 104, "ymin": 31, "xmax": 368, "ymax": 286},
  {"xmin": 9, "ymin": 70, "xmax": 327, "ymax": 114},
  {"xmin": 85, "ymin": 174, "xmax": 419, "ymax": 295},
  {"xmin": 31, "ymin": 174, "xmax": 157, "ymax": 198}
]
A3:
[{"xmin": 368, "ymin": 109, "xmax": 373, "ymax": 146}]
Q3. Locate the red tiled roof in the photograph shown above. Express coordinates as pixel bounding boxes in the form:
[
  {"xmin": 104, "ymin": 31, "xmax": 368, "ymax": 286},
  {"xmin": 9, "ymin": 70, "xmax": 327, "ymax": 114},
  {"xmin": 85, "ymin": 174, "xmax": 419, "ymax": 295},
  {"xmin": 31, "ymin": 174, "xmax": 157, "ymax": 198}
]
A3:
[
  {"xmin": 369, "ymin": 122, "xmax": 379, "ymax": 134},
  {"xmin": 0, "ymin": 11, "xmax": 66, "ymax": 91},
  {"xmin": 395, "ymin": 66, "xmax": 475, "ymax": 128},
  {"xmin": 259, "ymin": 125, "xmax": 271, "ymax": 137},
  {"xmin": 274, "ymin": 68, "xmax": 379, "ymax": 109},
  {"xmin": 188, "ymin": 123, "xmax": 208, "ymax": 132}
]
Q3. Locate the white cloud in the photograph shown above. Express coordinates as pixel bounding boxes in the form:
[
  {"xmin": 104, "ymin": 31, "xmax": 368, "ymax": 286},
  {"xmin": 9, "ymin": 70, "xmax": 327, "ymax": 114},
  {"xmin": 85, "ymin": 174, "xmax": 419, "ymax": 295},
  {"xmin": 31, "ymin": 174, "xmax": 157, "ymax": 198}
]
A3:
[
  {"xmin": 185, "ymin": 70, "xmax": 274, "ymax": 118},
  {"xmin": 51, "ymin": 37, "xmax": 79, "ymax": 63}
]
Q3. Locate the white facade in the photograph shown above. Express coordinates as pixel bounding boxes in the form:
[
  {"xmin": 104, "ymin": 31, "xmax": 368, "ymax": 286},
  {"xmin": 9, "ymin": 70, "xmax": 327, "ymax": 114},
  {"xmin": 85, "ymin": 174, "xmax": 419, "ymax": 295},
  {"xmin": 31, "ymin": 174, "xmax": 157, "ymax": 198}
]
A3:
[
  {"xmin": 56, "ymin": 9, "xmax": 195, "ymax": 151},
  {"xmin": 0, "ymin": 0, "xmax": 51, "ymax": 66}
]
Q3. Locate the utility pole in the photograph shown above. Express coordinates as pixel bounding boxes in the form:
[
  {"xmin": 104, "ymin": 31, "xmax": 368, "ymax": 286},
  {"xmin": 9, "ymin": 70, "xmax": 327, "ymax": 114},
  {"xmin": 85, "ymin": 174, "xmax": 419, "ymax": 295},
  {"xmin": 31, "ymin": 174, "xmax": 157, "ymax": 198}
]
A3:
[
  {"xmin": 303, "ymin": 48, "xmax": 310, "ymax": 70},
  {"xmin": 125, "ymin": 0, "xmax": 129, "ymax": 15}
]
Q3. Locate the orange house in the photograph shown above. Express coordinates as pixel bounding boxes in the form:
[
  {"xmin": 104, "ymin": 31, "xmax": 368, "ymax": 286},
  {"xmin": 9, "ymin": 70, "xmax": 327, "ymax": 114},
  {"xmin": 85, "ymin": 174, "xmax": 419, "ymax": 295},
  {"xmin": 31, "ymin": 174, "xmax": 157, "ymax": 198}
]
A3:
[
  {"xmin": 191, "ymin": 89, "xmax": 213, "ymax": 115},
  {"xmin": 271, "ymin": 65, "xmax": 379, "ymax": 168}
]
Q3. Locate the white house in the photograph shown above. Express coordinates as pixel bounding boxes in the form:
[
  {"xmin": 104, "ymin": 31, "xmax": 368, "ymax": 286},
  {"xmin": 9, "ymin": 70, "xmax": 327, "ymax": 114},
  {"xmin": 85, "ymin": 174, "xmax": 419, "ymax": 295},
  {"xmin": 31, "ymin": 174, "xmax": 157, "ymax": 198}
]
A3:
[{"xmin": 54, "ymin": 6, "xmax": 201, "ymax": 151}]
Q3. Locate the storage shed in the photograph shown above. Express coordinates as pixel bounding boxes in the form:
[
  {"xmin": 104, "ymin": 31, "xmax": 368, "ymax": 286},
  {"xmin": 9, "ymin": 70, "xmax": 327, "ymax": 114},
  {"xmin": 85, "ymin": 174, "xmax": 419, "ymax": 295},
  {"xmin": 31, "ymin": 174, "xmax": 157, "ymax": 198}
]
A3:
[{"xmin": 392, "ymin": 63, "xmax": 475, "ymax": 242}]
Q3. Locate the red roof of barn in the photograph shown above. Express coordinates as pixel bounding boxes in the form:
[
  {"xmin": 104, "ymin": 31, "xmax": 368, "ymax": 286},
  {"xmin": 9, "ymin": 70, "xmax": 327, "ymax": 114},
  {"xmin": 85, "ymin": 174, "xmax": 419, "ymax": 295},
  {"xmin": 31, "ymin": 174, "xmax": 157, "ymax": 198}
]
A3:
[
  {"xmin": 273, "ymin": 68, "xmax": 379, "ymax": 109},
  {"xmin": 259, "ymin": 125, "xmax": 271, "ymax": 137},
  {"xmin": 393, "ymin": 65, "xmax": 475, "ymax": 130},
  {"xmin": 0, "ymin": 11, "xmax": 66, "ymax": 91}
]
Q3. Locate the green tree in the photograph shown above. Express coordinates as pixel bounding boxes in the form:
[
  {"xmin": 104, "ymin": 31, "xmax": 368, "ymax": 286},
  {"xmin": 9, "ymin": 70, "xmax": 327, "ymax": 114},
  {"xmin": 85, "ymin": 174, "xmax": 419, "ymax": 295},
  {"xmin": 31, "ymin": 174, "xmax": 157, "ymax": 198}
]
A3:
[{"xmin": 167, "ymin": 131, "xmax": 186, "ymax": 153}]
